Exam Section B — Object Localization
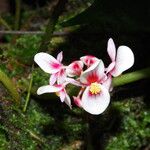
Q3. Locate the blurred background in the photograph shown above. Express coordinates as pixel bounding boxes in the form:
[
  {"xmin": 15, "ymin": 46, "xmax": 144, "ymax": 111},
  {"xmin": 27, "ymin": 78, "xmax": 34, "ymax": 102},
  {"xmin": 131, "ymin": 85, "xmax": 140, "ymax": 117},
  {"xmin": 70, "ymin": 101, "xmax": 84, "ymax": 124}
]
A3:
[{"xmin": 0, "ymin": 0, "xmax": 150, "ymax": 149}]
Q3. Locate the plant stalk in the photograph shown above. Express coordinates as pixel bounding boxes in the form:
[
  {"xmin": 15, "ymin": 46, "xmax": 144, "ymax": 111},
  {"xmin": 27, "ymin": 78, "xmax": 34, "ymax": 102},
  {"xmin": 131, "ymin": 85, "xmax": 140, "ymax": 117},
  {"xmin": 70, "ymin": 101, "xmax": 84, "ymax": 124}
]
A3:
[
  {"xmin": 23, "ymin": 67, "xmax": 34, "ymax": 112},
  {"xmin": 113, "ymin": 67, "xmax": 150, "ymax": 87},
  {"xmin": 15, "ymin": 0, "xmax": 21, "ymax": 30}
]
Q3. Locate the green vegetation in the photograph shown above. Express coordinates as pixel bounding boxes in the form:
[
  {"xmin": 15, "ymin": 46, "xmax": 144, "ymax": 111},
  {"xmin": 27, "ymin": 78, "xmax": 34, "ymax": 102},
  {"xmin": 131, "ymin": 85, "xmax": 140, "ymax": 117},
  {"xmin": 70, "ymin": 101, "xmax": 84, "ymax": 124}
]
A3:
[
  {"xmin": 107, "ymin": 99, "xmax": 150, "ymax": 150},
  {"xmin": 8, "ymin": 35, "xmax": 41, "ymax": 64}
]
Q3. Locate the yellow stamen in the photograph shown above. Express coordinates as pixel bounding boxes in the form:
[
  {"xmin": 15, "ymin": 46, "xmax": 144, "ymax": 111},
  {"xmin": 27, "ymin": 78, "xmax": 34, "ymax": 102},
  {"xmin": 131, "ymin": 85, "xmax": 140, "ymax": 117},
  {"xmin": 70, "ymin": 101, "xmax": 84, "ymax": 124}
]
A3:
[{"xmin": 89, "ymin": 82, "xmax": 101, "ymax": 95}]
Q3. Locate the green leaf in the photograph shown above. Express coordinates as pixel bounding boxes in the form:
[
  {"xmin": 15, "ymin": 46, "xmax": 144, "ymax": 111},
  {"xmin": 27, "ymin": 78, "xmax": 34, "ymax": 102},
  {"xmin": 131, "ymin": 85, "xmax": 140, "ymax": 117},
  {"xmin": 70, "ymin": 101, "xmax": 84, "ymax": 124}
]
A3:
[{"xmin": 0, "ymin": 68, "xmax": 20, "ymax": 104}]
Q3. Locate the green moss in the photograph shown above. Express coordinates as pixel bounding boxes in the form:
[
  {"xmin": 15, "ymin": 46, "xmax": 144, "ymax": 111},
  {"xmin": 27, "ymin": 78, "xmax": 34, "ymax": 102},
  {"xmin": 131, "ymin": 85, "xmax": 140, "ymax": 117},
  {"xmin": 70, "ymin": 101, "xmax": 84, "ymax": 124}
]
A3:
[
  {"xmin": 8, "ymin": 35, "xmax": 41, "ymax": 65},
  {"xmin": 0, "ymin": 127, "xmax": 8, "ymax": 149},
  {"xmin": 106, "ymin": 98, "xmax": 150, "ymax": 150}
]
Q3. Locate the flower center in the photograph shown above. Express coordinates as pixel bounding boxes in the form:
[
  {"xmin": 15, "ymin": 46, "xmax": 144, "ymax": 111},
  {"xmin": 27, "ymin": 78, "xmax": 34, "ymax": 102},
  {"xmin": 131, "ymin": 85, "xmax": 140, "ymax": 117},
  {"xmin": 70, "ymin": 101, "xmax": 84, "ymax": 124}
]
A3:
[{"xmin": 89, "ymin": 82, "xmax": 101, "ymax": 95}]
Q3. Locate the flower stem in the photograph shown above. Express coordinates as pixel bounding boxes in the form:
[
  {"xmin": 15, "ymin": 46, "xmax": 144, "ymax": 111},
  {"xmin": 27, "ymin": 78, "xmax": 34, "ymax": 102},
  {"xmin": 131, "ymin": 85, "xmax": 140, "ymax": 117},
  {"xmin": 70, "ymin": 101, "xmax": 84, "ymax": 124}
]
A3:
[
  {"xmin": 112, "ymin": 67, "xmax": 150, "ymax": 87},
  {"xmin": 23, "ymin": 64, "xmax": 34, "ymax": 112},
  {"xmin": 23, "ymin": 67, "xmax": 34, "ymax": 112}
]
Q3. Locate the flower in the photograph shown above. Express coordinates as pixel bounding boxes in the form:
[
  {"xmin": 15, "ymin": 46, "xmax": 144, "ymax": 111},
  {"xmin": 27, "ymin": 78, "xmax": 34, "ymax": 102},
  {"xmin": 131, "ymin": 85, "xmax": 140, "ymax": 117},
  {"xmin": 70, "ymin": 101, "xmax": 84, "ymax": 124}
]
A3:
[
  {"xmin": 106, "ymin": 38, "xmax": 134, "ymax": 77},
  {"xmin": 50, "ymin": 67, "xmax": 66, "ymax": 85},
  {"xmin": 34, "ymin": 51, "xmax": 66, "ymax": 85},
  {"xmin": 37, "ymin": 83, "xmax": 72, "ymax": 108},
  {"xmin": 79, "ymin": 60, "xmax": 110, "ymax": 115},
  {"xmin": 66, "ymin": 60, "xmax": 83, "ymax": 77},
  {"xmin": 80, "ymin": 55, "xmax": 99, "ymax": 67},
  {"xmin": 34, "ymin": 37, "xmax": 135, "ymax": 115}
]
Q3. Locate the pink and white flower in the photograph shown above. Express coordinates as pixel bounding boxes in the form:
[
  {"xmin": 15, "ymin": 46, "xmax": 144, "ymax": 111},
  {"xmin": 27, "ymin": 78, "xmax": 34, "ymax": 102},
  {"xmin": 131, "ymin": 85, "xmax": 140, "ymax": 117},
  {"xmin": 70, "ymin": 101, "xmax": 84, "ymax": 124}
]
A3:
[
  {"xmin": 106, "ymin": 38, "xmax": 134, "ymax": 77},
  {"xmin": 37, "ymin": 83, "xmax": 72, "ymax": 108},
  {"xmin": 79, "ymin": 60, "xmax": 110, "ymax": 115},
  {"xmin": 50, "ymin": 68, "xmax": 66, "ymax": 85},
  {"xmin": 34, "ymin": 51, "xmax": 66, "ymax": 85},
  {"xmin": 34, "ymin": 38, "xmax": 135, "ymax": 115},
  {"xmin": 80, "ymin": 55, "xmax": 99, "ymax": 67},
  {"xmin": 66, "ymin": 60, "xmax": 83, "ymax": 77}
]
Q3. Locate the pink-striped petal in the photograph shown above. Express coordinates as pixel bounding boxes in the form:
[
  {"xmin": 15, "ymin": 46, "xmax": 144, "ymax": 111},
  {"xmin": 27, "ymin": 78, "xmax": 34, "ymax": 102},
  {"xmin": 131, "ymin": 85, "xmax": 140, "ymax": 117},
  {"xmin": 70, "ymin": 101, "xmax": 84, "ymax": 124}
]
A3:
[
  {"xmin": 107, "ymin": 38, "xmax": 116, "ymax": 62},
  {"xmin": 111, "ymin": 46, "xmax": 134, "ymax": 77},
  {"xmin": 80, "ymin": 55, "xmax": 99, "ymax": 67},
  {"xmin": 66, "ymin": 60, "xmax": 83, "ymax": 77},
  {"xmin": 81, "ymin": 85, "xmax": 110, "ymax": 115},
  {"xmin": 37, "ymin": 85, "xmax": 62, "ymax": 95},
  {"xmin": 57, "ymin": 51, "xmax": 63, "ymax": 62},
  {"xmin": 34, "ymin": 52, "xmax": 62, "ymax": 74},
  {"xmin": 80, "ymin": 60, "xmax": 105, "ymax": 85}
]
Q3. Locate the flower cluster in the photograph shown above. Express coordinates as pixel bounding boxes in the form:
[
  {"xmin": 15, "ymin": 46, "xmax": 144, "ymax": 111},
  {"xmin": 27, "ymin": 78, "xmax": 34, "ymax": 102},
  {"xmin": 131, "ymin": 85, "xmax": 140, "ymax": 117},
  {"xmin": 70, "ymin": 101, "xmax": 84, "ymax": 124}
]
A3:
[{"xmin": 34, "ymin": 38, "xmax": 134, "ymax": 115}]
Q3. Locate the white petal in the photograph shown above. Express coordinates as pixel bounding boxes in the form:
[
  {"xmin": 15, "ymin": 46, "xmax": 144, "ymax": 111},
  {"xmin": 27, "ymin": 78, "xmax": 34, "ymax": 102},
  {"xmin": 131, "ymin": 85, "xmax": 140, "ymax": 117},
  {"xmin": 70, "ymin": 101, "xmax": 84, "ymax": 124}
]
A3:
[
  {"xmin": 107, "ymin": 38, "xmax": 116, "ymax": 62},
  {"xmin": 66, "ymin": 60, "xmax": 83, "ymax": 77},
  {"xmin": 57, "ymin": 69, "xmax": 66, "ymax": 84},
  {"xmin": 111, "ymin": 46, "xmax": 134, "ymax": 77},
  {"xmin": 81, "ymin": 85, "xmax": 110, "ymax": 115},
  {"xmin": 64, "ymin": 94, "xmax": 72, "ymax": 109},
  {"xmin": 59, "ymin": 89, "xmax": 66, "ymax": 102},
  {"xmin": 37, "ymin": 85, "xmax": 62, "ymax": 95},
  {"xmin": 66, "ymin": 68, "xmax": 74, "ymax": 77},
  {"xmin": 80, "ymin": 55, "xmax": 99, "ymax": 67},
  {"xmin": 102, "ymin": 75, "xmax": 112, "ymax": 91},
  {"xmin": 65, "ymin": 78, "xmax": 82, "ymax": 86},
  {"xmin": 57, "ymin": 51, "xmax": 63, "ymax": 62},
  {"xmin": 106, "ymin": 62, "xmax": 116, "ymax": 74},
  {"xmin": 80, "ymin": 59, "xmax": 105, "ymax": 85},
  {"xmin": 34, "ymin": 52, "xmax": 62, "ymax": 74},
  {"xmin": 49, "ymin": 74, "xmax": 57, "ymax": 85},
  {"xmin": 100, "ymin": 73, "xmax": 108, "ymax": 83}
]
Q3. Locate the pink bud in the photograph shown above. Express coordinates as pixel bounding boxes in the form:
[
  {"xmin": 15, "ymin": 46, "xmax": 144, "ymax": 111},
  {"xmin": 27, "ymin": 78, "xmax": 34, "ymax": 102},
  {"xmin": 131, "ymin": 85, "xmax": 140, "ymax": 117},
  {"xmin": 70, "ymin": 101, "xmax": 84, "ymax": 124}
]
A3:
[{"xmin": 73, "ymin": 96, "xmax": 82, "ymax": 108}]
